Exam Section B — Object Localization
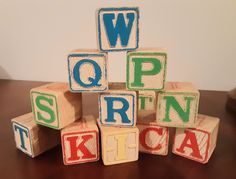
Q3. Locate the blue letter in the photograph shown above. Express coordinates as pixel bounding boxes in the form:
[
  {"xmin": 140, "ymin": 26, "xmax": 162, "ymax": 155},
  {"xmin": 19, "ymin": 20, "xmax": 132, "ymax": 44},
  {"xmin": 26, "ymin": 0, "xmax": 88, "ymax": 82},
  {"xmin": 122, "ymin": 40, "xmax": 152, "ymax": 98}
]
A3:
[
  {"xmin": 104, "ymin": 97, "xmax": 131, "ymax": 124},
  {"xmin": 103, "ymin": 12, "xmax": 135, "ymax": 47},
  {"xmin": 73, "ymin": 59, "xmax": 102, "ymax": 88},
  {"xmin": 14, "ymin": 125, "xmax": 28, "ymax": 150}
]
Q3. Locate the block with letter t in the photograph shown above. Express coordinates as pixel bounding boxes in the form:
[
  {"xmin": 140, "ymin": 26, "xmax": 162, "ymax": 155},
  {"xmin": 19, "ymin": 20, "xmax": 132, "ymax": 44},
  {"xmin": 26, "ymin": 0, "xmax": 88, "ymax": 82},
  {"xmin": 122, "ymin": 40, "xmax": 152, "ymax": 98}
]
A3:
[
  {"xmin": 126, "ymin": 49, "xmax": 167, "ymax": 91},
  {"xmin": 97, "ymin": 7, "xmax": 139, "ymax": 52},
  {"xmin": 156, "ymin": 82, "xmax": 199, "ymax": 128},
  {"xmin": 30, "ymin": 83, "xmax": 82, "ymax": 130},
  {"xmin": 138, "ymin": 90, "xmax": 156, "ymax": 111},
  {"xmin": 11, "ymin": 113, "xmax": 60, "ymax": 158},
  {"xmin": 61, "ymin": 115, "xmax": 99, "ymax": 165},
  {"xmin": 98, "ymin": 82, "xmax": 137, "ymax": 127},
  {"xmin": 67, "ymin": 50, "xmax": 108, "ymax": 92},
  {"xmin": 172, "ymin": 114, "xmax": 220, "ymax": 163}
]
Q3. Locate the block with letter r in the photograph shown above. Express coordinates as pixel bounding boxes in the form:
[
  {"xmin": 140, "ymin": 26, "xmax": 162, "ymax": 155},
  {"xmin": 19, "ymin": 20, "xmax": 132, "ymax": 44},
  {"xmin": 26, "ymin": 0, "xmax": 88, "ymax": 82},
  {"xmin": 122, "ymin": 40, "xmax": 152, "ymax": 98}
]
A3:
[
  {"xmin": 98, "ymin": 83, "xmax": 137, "ymax": 127},
  {"xmin": 97, "ymin": 7, "xmax": 139, "ymax": 52},
  {"xmin": 30, "ymin": 83, "xmax": 82, "ymax": 129}
]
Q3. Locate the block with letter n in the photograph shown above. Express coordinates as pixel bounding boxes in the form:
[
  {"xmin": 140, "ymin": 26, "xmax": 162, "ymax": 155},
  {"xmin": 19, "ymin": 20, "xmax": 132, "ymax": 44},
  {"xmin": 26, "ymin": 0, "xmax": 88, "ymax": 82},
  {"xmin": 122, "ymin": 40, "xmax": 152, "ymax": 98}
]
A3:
[
  {"xmin": 98, "ymin": 82, "xmax": 137, "ymax": 127},
  {"xmin": 97, "ymin": 7, "xmax": 139, "ymax": 52},
  {"xmin": 172, "ymin": 114, "xmax": 220, "ymax": 163},
  {"xmin": 11, "ymin": 113, "xmax": 60, "ymax": 158},
  {"xmin": 61, "ymin": 115, "xmax": 99, "ymax": 165},
  {"xmin": 67, "ymin": 50, "xmax": 108, "ymax": 92},
  {"xmin": 126, "ymin": 49, "xmax": 167, "ymax": 91},
  {"xmin": 156, "ymin": 82, "xmax": 199, "ymax": 128},
  {"xmin": 30, "ymin": 83, "xmax": 82, "ymax": 130}
]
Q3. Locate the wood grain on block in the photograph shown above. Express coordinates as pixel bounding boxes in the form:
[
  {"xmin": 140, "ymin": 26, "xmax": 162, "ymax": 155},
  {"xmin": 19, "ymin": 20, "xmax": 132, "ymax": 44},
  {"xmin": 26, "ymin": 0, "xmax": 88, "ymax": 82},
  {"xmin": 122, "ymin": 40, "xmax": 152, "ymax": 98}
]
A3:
[
  {"xmin": 98, "ymin": 121, "xmax": 139, "ymax": 165},
  {"xmin": 137, "ymin": 111, "xmax": 169, "ymax": 155},
  {"xmin": 67, "ymin": 50, "xmax": 108, "ymax": 92},
  {"xmin": 11, "ymin": 113, "xmax": 60, "ymax": 158},
  {"xmin": 61, "ymin": 115, "xmax": 99, "ymax": 165},
  {"xmin": 97, "ymin": 7, "xmax": 139, "ymax": 52},
  {"xmin": 30, "ymin": 83, "xmax": 82, "ymax": 130},
  {"xmin": 98, "ymin": 82, "xmax": 137, "ymax": 127},
  {"xmin": 138, "ymin": 91, "xmax": 156, "ymax": 111},
  {"xmin": 172, "ymin": 114, "xmax": 220, "ymax": 163},
  {"xmin": 126, "ymin": 49, "xmax": 167, "ymax": 91},
  {"xmin": 156, "ymin": 82, "xmax": 199, "ymax": 128}
]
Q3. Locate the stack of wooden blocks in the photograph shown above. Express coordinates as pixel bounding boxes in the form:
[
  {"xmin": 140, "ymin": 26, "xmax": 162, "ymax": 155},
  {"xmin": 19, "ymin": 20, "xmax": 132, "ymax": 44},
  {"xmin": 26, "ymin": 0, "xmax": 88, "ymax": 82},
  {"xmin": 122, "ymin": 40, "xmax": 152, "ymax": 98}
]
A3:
[{"xmin": 11, "ymin": 7, "xmax": 220, "ymax": 165}]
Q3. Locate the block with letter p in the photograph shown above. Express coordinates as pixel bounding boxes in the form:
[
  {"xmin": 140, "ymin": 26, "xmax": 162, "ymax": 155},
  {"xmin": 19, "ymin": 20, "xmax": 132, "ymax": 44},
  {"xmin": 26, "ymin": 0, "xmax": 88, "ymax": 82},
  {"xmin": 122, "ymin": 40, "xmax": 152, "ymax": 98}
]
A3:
[
  {"xmin": 126, "ymin": 49, "xmax": 167, "ymax": 91},
  {"xmin": 156, "ymin": 82, "xmax": 199, "ymax": 128},
  {"xmin": 98, "ymin": 83, "xmax": 137, "ymax": 127},
  {"xmin": 68, "ymin": 50, "xmax": 108, "ymax": 92},
  {"xmin": 30, "ymin": 83, "xmax": 82, "ymax": 129},
  {"xmin": 97, "ymin": 7, "xmax": 139, "ymax": 52}
]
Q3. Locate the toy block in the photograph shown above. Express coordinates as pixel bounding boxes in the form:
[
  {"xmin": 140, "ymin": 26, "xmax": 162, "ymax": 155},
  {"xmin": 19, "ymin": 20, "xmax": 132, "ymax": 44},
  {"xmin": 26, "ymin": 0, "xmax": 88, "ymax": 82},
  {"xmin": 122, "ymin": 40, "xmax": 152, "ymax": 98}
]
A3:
[
  {"xmin": 137, "ymin": 112, "xmax": 169, "ymax": 155},
  {"xmin": 172, "ymin": 114, "xmax": 220, "ymax": 164},
  {"xmin": 61, "ymin": 115, "xmax": 99, "ymax": 165},
  {"xmin": 98, "ymin": 121, "xmax": 139, "ymax": 165},
  {"xmin": 30, "ymin": 83, "xmax": 82, "ymax": 130},
  {"xmin": 156, "ymin": 82, "xmax": 199, "ymax": 128},
  {"xmin": 11, "ymin": 113, "xmax": 60, "ymax": 158},
  {"xmin": 98, "ymin": 82, "xmax": 137, "ymax": 127},
  {"xmin": 67, "ymin": 50, "xmax": 108, "ymax": 92},
  {"xmin": 126, "ymin": 49, "xmax": 167, "ymax": 91},
  {"xmin": 138, "ymin": 91, "xmax": 156, "ymax": 111},
  {"xmin": 97, "ymin": 7, "xmax": 139, "ymax": 52}
]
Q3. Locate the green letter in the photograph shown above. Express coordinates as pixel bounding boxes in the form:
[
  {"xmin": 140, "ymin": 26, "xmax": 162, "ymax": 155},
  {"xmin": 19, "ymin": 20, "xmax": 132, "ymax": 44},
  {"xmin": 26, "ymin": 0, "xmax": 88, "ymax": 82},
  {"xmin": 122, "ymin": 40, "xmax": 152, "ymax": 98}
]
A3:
[
  {"xmin": 131, "ymin": 58, "xmax": 161, "ymax": 87},
  {"xmin": 163, "ymin": 96, "xmax": 193, "ymax": 123},
  {"xmin": 35, "ymin": 95, "xmax": 55, "ymax": 123},
  {"xmin": 139, "ymin": 96, "xmax": 153, "ymax": 110}
]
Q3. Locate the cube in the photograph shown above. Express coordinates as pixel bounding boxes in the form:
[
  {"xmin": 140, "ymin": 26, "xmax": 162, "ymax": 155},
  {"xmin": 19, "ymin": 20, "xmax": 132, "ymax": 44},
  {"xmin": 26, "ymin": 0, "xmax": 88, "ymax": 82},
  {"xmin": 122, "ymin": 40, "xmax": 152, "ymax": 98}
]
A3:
[
  {"xmin": 98, "ymin": 82, "xmax": 137, "ymax": 127},
  {"xmin": 126, "ymin": 49, "xmax": 167, "ymax": 91},
  {"xmin": 11, "ymin": 113, "xmax": 60, "ymax": 158},
  {"xmin": 137, "ymin": 112, "xmax": 169, "ymax": 155},
  {"xmin": 97, "ymin": 7, "xmax": 139, "ymax": 52},
  {"xmin": 61, "ymin": 115, "xmax": 99, "ymax": 165},
  {"xmin": 172, "ymin": 114, "xmax": 220, "ymax": 163},
  {"xmin": 30, "ymin": 83, "xmax": 82, "ymax": 129},
  {"xmin": 98, "ymin": 121, "xmax": 139, "ymax": 165},
  {"xmin": 138, "ymin": 91, "xmax": 156, "ymax": 111},
  {"xmin": 156, "ymin": 82, "xmax": 199, "ymax": 128},
  {"xmin": 67, "ymin": 50, "xmax": 108, "ymax": 92}
]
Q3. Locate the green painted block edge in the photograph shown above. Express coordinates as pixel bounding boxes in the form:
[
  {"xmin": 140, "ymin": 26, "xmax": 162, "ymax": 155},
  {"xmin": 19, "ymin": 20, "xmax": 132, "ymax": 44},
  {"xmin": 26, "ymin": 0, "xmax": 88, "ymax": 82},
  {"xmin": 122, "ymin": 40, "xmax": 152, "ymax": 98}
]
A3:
[
  {"xmin": 30, "ymin": 91, "xmax": 60, "ymax": 129},
  {"xmin": 126, "ymin": 52, "xmax": 167, "ymax": 91}
]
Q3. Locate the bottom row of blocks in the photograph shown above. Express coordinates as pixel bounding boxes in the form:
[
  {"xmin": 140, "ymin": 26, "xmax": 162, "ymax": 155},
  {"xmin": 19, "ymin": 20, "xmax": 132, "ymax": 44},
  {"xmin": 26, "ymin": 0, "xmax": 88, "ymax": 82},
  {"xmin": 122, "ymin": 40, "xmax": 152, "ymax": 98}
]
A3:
[{"xmin": 12, "ymin": 113, "xmax": 219, "ymax": 165}]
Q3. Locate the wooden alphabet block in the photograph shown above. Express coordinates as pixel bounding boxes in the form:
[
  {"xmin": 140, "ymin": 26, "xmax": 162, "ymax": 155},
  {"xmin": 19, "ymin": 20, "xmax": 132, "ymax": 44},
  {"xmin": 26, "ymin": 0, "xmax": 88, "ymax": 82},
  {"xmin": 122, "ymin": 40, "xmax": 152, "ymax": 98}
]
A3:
[
  {"xmin": 172, "ymin": 114, "xmax": 220, "ymax": 163},
  {"xmin": 67, "ymin": 50, "xmax": 108, "ymax": 92},
  {"xmin": 11, "ymin": 113, "xmax": 60, "ymax": 158},
  {"xmin": 137, "ymin": 112, "xmax": 169, "ymax": 155},
  {"xmin": 156, "ymin": 82, "xmax": 199, "ymax": 128},
  {"xmin": 138, "ymin": 91, "xmax": 156, "ymax": 111},
  {"xmin": 126, "ymin": 49, "xmax": 167, "ymax": 91},
  {"xmin": 98, "ymin": 121, "xmax": 139, "ymax": 165},
  {"xmin": 61, "ymin": 115, "xmax": 99, "ymax": 165},
  {"xmin": 98, "ymin": 82, "xmax": 137, "ymax": 127},
  {"xmin": 97, "ymin": 7, "xmax": 139, "ymax": 52},
  {"xmin": 30, "ymin": 83, "xmax": 82, "ymax": 129}
]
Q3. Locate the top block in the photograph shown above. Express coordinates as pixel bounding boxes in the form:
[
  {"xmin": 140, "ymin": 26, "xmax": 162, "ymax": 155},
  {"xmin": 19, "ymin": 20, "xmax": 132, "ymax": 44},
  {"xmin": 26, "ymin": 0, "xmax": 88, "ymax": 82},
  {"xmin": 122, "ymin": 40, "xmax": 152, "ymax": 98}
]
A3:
[{"xmin": 97, "ymin": 7, "xmax": 139, "ymax": 52}]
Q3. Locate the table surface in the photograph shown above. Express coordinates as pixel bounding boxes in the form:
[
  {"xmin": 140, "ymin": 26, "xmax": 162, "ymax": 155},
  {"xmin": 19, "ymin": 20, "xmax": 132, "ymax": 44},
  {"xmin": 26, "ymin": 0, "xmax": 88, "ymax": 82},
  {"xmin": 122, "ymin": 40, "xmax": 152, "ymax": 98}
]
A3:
[{"xmin": 0, "ymin": 79, "xmax": 235, "ymax": 179}]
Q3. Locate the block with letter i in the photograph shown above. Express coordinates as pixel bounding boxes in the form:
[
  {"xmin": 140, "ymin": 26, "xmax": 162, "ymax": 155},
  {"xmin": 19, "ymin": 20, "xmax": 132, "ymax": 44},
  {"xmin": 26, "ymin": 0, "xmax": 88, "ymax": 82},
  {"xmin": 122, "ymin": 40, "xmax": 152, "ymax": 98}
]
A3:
[
  {"xmin": 98, "ymin": 82, "xmax": 137, "ymax": 127},
  {"xmin": 98, "ymin": 121, "xmax": 139, "ymax": 165},
  {"xmin": 137, "ymin": 112, "xmax": 169, "ymax": 155},
  {"xmin": 61, "ymin": 115, "xmax": 99, "ymax": 165},
  {"xmin": 172, "ymin": 114, "xmax": 220, "ymax": 164},
  {"xmin": 30, "ymin": 83, "xmax": 82, "ymax": 130},
  {"xmin": 11, "ymin": 113, "xmax": 60, "ymax": 158},
  {"xmin": 126, "ymin": 49, "xmax": 167, "ymax": 91},
  {"xmin": 67, "ymin": 50, "xmax": 108, "ymax": 92},
  {"xmin": 156, "ymin": 82, "xmax": 199, "ymax": 128},
  {"xmin": 97, "ymin": 7, "xmax": 139, "ymax": 52}
]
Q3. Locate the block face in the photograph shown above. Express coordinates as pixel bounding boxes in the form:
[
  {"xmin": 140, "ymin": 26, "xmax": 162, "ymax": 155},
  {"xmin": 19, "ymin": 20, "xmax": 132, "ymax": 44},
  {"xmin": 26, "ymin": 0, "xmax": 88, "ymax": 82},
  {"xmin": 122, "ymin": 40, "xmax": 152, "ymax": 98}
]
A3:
[
  {"xmin": 12, "ymin": 122, "xmax": 32, "ymax": 157},
  {"xmin": 99, "ymin": 93, "xmax": 137, "ymax": 127},
  {"xmin": 126, "ymin": 51, "xmax": 167, "ymax": 91},
  {"xmin": 68, "ymin": 52, "xmax": 108, "ymax": 92},
  {"xmin": 97, "ymin": 7, "xmax": 139, "ymax": 52},
  {"xmin": 138, "ymin": 91, "xmax": 156, "ymax": 110}
]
